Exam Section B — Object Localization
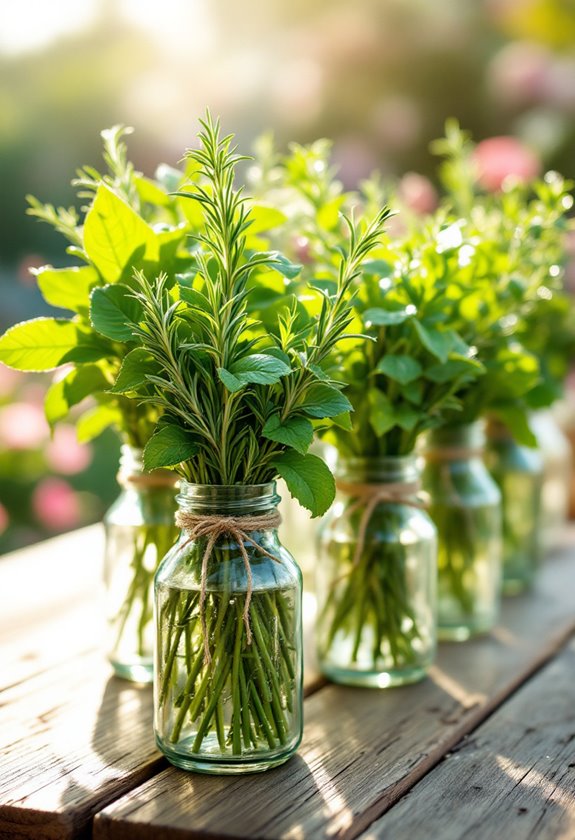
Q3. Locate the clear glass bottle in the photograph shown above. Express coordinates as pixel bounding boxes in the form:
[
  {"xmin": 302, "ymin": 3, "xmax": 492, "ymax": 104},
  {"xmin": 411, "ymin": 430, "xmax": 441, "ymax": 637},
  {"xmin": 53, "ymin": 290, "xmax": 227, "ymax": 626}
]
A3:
[
  {"xmin": 154, "ymin": 482, "xmax": 303, "ymax": 774},
  {"xmin": 530, "ymin": 409, "xmax": 572, "ymax": 551},
  {"xmin": 316, "ymin": 455, "xmax": 437, "ymax": 688},
  {"xmin": 103, "ymin": 445, "xmax": 178, "ymax": 683},
  {"xmin": 486, "ymin": 421, "xmax": 543, "ymax": 595},
  {"xmin": 422, "ymin": 422, "xmax": 502, "ymax": 641}
]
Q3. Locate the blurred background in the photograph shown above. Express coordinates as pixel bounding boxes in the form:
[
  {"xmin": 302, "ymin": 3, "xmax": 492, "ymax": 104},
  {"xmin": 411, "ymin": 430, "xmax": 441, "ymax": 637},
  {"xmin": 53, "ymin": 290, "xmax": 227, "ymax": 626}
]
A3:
[{"xmin": 1, "ymin": 0, "xmax": 575, "ymax": 552}]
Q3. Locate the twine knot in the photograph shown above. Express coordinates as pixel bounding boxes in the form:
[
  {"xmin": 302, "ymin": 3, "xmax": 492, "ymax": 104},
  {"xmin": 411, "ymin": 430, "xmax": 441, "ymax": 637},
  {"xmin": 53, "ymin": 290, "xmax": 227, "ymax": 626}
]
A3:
[
  {"xmin": 175, "ymin": 510, "xmax": 282, "ymax": 665},
  {"xmin": 335, "ymin": 479, "xmax": 427, "ymax": 569}
]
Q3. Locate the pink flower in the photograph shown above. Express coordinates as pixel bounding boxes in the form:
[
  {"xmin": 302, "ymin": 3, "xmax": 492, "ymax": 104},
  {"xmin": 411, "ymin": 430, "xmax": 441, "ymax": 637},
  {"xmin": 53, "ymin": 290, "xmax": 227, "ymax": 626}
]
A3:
[
  {"xmin": 397, "ymin": 172, "xmax": 438, "ymax": 216},
  {"xmin": 0, "ymin": 502, "xmax": 8, "ymax": 535},
  {"xmin": 46, "ymin": 426, "xmax": 92, "ymax": 475},
  {"xmin": 32, "ymin": 478, "xmax": 82, "ymax": 531},
  {"xmin": 473, "ymin": 136, "xmax": 541, "ymax": 192},
  {"xmin": 0, "ymin": 402, "xmax": 48, "ymax": 450}
]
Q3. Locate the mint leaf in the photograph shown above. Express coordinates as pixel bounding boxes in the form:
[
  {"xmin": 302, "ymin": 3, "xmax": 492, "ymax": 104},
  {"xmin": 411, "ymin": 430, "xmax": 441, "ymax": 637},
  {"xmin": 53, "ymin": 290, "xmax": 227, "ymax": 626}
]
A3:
[
  {"xmin": 0, "ymin": 318, "xmax": 79, "ymax": 371},
  {"xmin": 111, "ymin": 348, "xmax": 160, "ymax": 393},
  {"xmin": 272, "ymin": 451, "xmax": 335, "ymax": 517},
  {"xmin": 143, "ymin": 425, "xmax": 198, "ymax": 470},
  {"xmin": 262, "ymin": 414, "xmax": 314, "ymax": 455},
  {"xmin": 45, "ymin": 364, "xmax": 109, "ymax": 426},
  {"xmin": 376, "ymin": 354, "xmax": 422, "ymax": 384},
  {"xmin": 219, "ymin": 353, "xmax": 292, "ymax": 392},
  {"xmin": 413, "ymin": 321, "xmax": 453, "ymax": 363},
  {"xmin": 425, "ymin": 356, "xmax": 482, "ymax": 383},
  {"xmin": 90, "ymin": 284, "xmax": 142, "ymax": 342},
  {"xmin": 300, "ymin": 383, "xmax": 353, "ymax": 418},
  {"xmin": 84, "ymin": 184, "xmax": 158, "ymax": 283},
  {"xmin": 32, "ymin": 265, "xmax": 99, "ymax": 313}
]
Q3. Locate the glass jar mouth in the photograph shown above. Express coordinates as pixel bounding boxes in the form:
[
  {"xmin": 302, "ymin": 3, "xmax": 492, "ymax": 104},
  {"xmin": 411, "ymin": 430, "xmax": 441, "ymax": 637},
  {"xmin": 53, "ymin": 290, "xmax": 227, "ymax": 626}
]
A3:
[
  {"xmin": 335, "ymin": 454, "xmax": 420, "ymax": 485},
  {"xmin": 424, "ymin": 421, "xmax": 486, "ymax": 459},
  {"xmin": 177, "ymin": 481, "xmax": 280, "ymax": 513}
]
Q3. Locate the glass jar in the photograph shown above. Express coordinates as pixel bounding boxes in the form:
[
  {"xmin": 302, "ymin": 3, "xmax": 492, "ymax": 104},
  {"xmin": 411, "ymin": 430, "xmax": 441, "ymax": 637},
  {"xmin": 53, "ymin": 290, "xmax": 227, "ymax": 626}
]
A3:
[
  {"xmin": 422, "ymin": 422, "xmax": 502, "ymax": 641},
  {"xmin": 486, "ymin": 421, "xmax": 543, "ymax": 595},
  {"xmin": 103, "ymin": 446, "xmax": 179, "ymax": 683},
  {"xmin": 530, "ymin": 409, "xmax": 572, "ymax": 551},
  {"xmin": 316, "ymin": 455, "xmax": 437, "ymax": 688},
  {"xmin": 154, "ymin": 482, "xmax": 303, "ymax": 774}
]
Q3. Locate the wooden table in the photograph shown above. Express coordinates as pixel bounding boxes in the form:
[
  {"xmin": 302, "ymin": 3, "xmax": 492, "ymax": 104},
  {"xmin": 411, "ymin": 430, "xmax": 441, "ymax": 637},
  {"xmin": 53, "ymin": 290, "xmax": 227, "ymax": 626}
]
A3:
[{"xmin": 1, "ymin": 525, "xmax": 575, "ymax": 840}]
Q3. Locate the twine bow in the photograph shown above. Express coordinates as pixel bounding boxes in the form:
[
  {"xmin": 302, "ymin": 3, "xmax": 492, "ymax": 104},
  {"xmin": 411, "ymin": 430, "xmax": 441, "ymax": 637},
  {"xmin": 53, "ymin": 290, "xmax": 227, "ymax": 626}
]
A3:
[
  {"xmin": 175, "ymin": 510, "xmax": 282, "ymax": 665},
  {"xmin": 336, "ymin": 479, "xmax": 427, "ymax": 569}
]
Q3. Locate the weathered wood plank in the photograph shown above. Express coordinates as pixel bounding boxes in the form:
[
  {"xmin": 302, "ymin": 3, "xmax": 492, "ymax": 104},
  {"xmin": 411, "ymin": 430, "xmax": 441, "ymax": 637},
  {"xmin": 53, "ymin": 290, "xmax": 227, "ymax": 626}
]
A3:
[
  {"xmin": 1, "ymin": 526, "xmax": 104, "ymax": 690},
  {"xmin": 93, "ymin": 532, "xmax": 575, "ymax": 840},
  {"xmin": 0, "ymin": 582, "xmax": 321, "ymax": 839},
  {"xmin": 362, "ymin": 637, "xmax": 575, "ymax": 840}
]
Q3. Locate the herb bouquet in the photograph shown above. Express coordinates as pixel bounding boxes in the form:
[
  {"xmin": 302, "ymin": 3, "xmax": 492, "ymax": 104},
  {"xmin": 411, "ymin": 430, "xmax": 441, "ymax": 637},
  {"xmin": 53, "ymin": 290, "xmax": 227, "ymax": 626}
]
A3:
[
  {"xmin": 313, "ymin": 221, "xmax": 484, "ymax": 685},
  {"xmin": 114, "ymin": 114, "xmax": 388, "ymax": 772},
  {"xmin": 431, "ymin": 122, "xmax": 574, "ymax": 596},
  {"xmin": 0, "ymin": 127, "xmax": 196, "ymax": 680}
]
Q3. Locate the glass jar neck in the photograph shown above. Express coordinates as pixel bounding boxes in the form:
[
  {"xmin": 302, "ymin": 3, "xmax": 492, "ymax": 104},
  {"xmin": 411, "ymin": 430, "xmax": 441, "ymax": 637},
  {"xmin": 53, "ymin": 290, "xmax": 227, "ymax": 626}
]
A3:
[
  {"xmin": 177, "ymin": 482, "xmax": 280, "ymax": 516},
  {"xmin": 117, "ymin": 445, "xmax": 178, "ymax": 491},
  {"xmin": 425, "ymin": 421, "xmax": 486, "ymax": 463},
  {"xmin": 335, "ymin": 454, "xmax": 420, "ymax": 485}
]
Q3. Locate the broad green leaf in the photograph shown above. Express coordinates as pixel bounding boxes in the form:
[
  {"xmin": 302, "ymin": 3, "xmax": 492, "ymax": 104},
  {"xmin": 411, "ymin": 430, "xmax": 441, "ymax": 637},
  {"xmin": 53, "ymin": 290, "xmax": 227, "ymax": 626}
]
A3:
[
  {"xmin": 219, "ymin": 353, "xmax": 292, "ymax": 392},
  {"xmin": 45, "ymin": 364, "xmax": 109, "ymax": 426},
  {"xmin": 413, "ymin": 321, "xmax": 453, "ymax": 363},
  {"xmin": 135, "ymin": 175, "xmax": 171, "ymax": 206},
  {"xmin": 32, "ymin": 265, "xmax": 99, "ymax": 312},
  {"xmin": 376, "ymin": 355, "xmax": 422, "ymax": 385},
  {"xmin": 272, "ymin": 450, "xmax": 335, "ymax": 517},
  {"xmin": 90, "ymin": 284, "xmax": 142, "ymax": 342},
  {"xmin": 395, "ymin": 404, "xmax": 419, "ymax": 431},
  {"xmin": 84, "ymin": 184, "xmax": 159, "ymax": 283},
  {"xmin": 490, "ymin": 406, "xmax": 537, "ymax": 448},
  {"xmin": 331, "ymin": 411, "xmax": 353, "ymax": 431},
  {"xmin": 143, "ymin": 425, "xmax": 198, "ymax": 470},
  {"xmin": 0, "ymin": 318, "xmax": 79, "ymax": 371},
  {"xmin": 262, "ymin": 414, "xmax": 314, "ymax": 455},
  {"xmin": 248, "ymin": 205, "xmax": 287, "ymax": 235},
  {"xmin": 368, "ymin": 390, "xmax": 396, "ymax": 436},
  {"xmin": 363, "ymin": 307, "xmax": 414, "ymax": 326},
  {"xmin": 425, "ymin": 356, "xmax": 483, "ymax": 384},
  {"xmin": 110, "ymin": 348, "xmax": 160, "ymax": 393},
  {"xmin": 76, "ymin": 403, "xmax": 122, "ymax": 442},
  {"xmin": 300, "ymin": 383, "xmax": 353, "ymax": 418}
]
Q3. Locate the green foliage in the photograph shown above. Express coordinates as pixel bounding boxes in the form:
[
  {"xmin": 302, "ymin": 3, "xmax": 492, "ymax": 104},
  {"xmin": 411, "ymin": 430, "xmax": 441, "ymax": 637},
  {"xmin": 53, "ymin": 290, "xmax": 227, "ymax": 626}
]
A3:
[
  {"xmin": 122, "ymin": 113, "xmax": 388, "ymax": 516},
  {"xmin": 0, "ymin": 126, "xmax": 194, "ymax": 447}
]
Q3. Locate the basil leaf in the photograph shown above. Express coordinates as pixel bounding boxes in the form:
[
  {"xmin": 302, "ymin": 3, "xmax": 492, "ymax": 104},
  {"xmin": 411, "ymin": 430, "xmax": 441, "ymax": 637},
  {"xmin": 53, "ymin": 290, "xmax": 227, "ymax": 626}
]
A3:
[
  {"xmin": 76, "ymin": 403, "xmax": 123, "ymax": 442},
  {"xmin": 413, "ymin": 321, "xmax": 453, "ymax": 363},
  {"xmin": 90, "ymin": 284, "xmax": 142, "ymax": 342},
  {"xmin": 262, "ymin": 414, "xmax": 314, "ymax": 455},
  {"xmin": 44, "ymin": 364, "xmax": 109, "ymax": 427},
  {"xmin": 218, "ymin": 353, "xmax": 292, "ymax": 392},
  {"xmin": 0, "ymin": 318, "xmax": 80, "ymax": 371},
  {"xmin": 363, "ymin": 307, "xmax": 414, "ymax": 327},
  {"xmin": 272, "ymin": 451, "xmax": 335, "ymax": 517},
  {"xmin": 376, "ymin": 355, "xmax": 422, "ymax": 384},
  {"xmin": 300, "ymin": 383, "xmax": 353, "ymax": 418},
  {"xmin": 83, "ymin": 184, "xmax": 158, "ymax": 283},
  {"xmin": 143, "ymin": 425, "xmax": 198, "ymax": 470},
  {"xmin": 110, "ymin": 348, "xmax": 160, "ymax": 393},
  {"xmin": 32, "ymin": 265, "xmax": 99, "ymax": 313}
]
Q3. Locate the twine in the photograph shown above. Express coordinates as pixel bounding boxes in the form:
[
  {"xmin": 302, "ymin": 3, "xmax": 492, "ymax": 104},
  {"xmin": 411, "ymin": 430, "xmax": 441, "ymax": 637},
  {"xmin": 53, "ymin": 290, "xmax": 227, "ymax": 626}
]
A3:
[
  {"xmin": 175, "ymin": 510, "xmax": 282, "ymax": 665},
  {"xmin": 336, "ymin": 479, "xmax": 426, "ymax": 569},
  {"xmin": 121, "ymin": 472, "xmax": 179, "ymax": 489}
]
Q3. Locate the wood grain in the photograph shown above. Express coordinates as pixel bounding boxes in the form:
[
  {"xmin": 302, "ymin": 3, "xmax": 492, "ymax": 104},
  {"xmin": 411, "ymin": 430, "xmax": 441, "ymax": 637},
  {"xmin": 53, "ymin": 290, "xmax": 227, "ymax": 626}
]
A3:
[
  {"xmin": 93, "ymin": 534, "xmax": 575, "ymax": 840},
  {"xmin": 363, "ymin": 638, "xmax": 575, "ymax": 840},
  {"xmin": 1, "ymin": 526, "xmax": 104, "ymax": 690},
  {"xmin": 0, "ymin": 532, "xmax": 322, "ymax": 840}
]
